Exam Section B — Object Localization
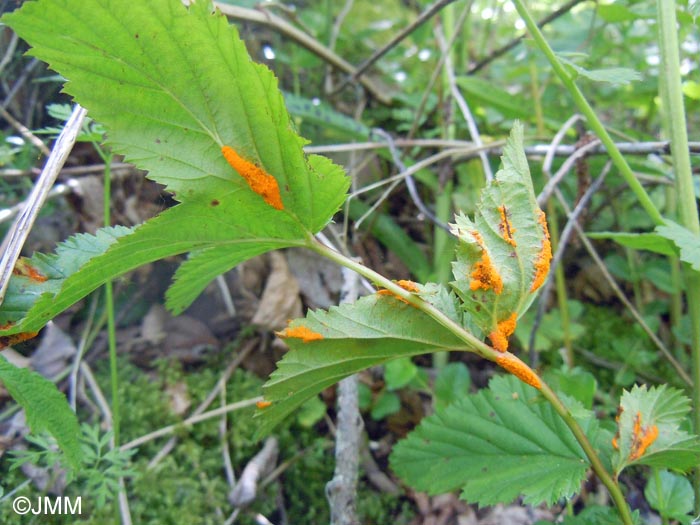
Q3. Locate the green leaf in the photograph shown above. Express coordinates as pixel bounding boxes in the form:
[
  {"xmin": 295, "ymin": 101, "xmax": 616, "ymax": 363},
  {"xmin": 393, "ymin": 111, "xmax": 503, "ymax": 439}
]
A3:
[
  {"xmin": 450, "ymin": 122, "xmax": 551, "ymax": 351},
  {"xmin": 433, "ymin": 362, "xmax": 471, "ymax": 409},
  {"xmin": 587, "ymin": 231, "xmax": 677, "ymax": 257},
  {"xmin": 558, "ymin": 56, "xmax": 642, "ymax": 85},
  {"xmin": 0, "ymin": 356, "xmax": 81, "ymax": 469},
  {"xmin": 384, "ymin": 358, "xmax": 418, "ymax": 390},
  {"xmin": 371, "ymin": 391, "xmax": 401, "ymax": 420},
  {"xmin": 390, "ymin": 375, "xmax": 595, "ymax": 506},
  {"xmin": 1, "ymin": 0, "xmax": 350, "ymax": 332},
  {"xmin": 655, "ymin": 220, "xmax": 700, "ymax": 271},
  {"xmin": 455, "ymin": 77, "xmax": 532, "ymax": 119},
  {"xmin": 295, "ymin": 396, "xmax": 327, "ymax": 428},
  {"xmin": 645, "ymin": 470, "xmax": 694, "ymax": 521},
  {"xmin": 612, "ymin": 384, "xmax": 700, "ymax": 475},
  {"xmin": 545, "ymin": 367, "xmax": 597, "ymax": 410},
  {"xmin": 256, "ymin": 293, "xmax": 470, "ymax": 436}
]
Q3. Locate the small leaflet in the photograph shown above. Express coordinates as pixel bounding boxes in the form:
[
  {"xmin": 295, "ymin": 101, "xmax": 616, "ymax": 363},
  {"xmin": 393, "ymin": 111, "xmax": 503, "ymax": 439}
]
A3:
[
  {"xmin": 276, "ymin": 325, "xmax": 324, "ymax": 343},
  {"xmin": 221, "ymin": 145, "xmax": 284, "ymax": 210},
  {"xmin": 495, "ymin": 353, "xmax": 541, "ymax": 389}
]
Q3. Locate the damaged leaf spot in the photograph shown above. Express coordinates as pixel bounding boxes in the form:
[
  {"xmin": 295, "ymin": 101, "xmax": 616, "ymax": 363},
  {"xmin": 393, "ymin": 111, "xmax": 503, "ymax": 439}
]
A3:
[
  {"xmin": 276, "ymin": 325, "xmax": 324, "ymax": 343},
  {"xmin": 498, "ymin": 205, "xmax": 517, "ymax": 247},
  {"xmin": 0, "ymin": 323, "xmax": 39, "ymax": 350},
  {"xmin": 469, "ymin": 231, "xmax": 503, "ymax": 294},
  {"xmin": 211, "ymin": 199, "xmax": 220, "ymax": 207},
  {"xmin": 13, "ymin": 258, "xmax": 48, "ymax": 283},
  {"xmin": 530, "ymin": 210, "xmax": 552, "ymax": 292},
  {"xmin": 495, "ymin": 353, "xmax": 541, "ymax": 389},
  {"xmin": 488, "ymin": 312, "xmax": 517, "ymax": 352},
  {"xmin": 629, "ymin": 412, "xmax": 658, "ymax": 461},
  {"xmin": 221, "ymin": 145, "xmax": 284, "ymax": 210}
]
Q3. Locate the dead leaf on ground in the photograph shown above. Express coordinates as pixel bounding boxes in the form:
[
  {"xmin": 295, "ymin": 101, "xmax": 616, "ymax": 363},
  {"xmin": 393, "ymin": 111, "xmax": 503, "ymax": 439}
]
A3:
[{"xmin": 250, "ymin": 252, "xmax": 302, "ymax": 331}]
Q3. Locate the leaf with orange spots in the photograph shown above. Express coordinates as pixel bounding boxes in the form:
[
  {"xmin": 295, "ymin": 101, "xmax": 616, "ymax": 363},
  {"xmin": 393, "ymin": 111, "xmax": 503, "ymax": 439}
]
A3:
[
  {"xmin": 450, "ymin": 123, "xmax": 551, "ymax": 352},
  {"xmin": 611, "ymin": 384, "xmax": 700, "ymax": 475},
  {"xmin": 256, "ymin": 294, "xmax": 471, "ymax": 436}
]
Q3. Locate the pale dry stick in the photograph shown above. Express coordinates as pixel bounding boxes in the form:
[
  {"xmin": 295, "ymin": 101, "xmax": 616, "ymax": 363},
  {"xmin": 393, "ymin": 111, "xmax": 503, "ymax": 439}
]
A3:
[
  {"xmin": 0, "ymin": 31, "xmax": 18, "ymax": 75},
  {"xmin": 436, "ymin": 27, "xmax": 494, "ymax": 182},
  {"xmin": 0, "ymin": 162, "xmax": 134, "ymax": 177},
  {"xmin": 326, "ymin": 266, "xmax": 362, "ymax": 525},
  {"xmin": 213, "ymin": 3, "xmax": 391, "ymax": 105},
  {"xmin": 146, "ymin": 339, "xmax": 257, "ymax": 469},
  {"xmin": 324, "ymin": 0, "xmax": 354, "ymax": 95},
  {"xmin": 121, "ymin": 397, "xmax": 262, "ymax": 452},
  {"xmin": 529, "ymin": 163, "xmax": 611, "ymax": 366},
  {"xmin": 118, "ymin": 479, "xmax": 133, "ymax": 525},
  {"xmin": 69, "ymin": 293, "xmax": 100, "ymax": 410},
  {"xmin": 0, "ymin": 181, "xmax": 75, "ymax": 224},
  {"xmin": 537, "ymin": 139, "xmax": 601, "ymax": 206},
  {"xmin": 333, "ymin": 0, "xmax": 458, "ymax": 92},
  {"xmin": 0, "ymin": 104, "xmax": 50, "ymax": 156},
  {"xmin": 553, "ymin": 186, "xmax": 691, "ymax": 386},
  {"xmin": 407, "ymin": 1, "xmax": 473, "ymax": 141},
  {"xmin": 0, "ymin": 104, "xmax": 86, "ymax": 307},
  {"xmin": 305, "ymin": 139, "xmax": 700, "ymax": 157},
  {"xmin": 229, "ymin": 437, "xmax": 279, "ymax": 507},
  {"xmin": 220, "ymin": 385, "xmax": 236, "ymax": 489},
  {"xmin": 216, "ymin": 275, "xmax": 236, "ymax": 316}
]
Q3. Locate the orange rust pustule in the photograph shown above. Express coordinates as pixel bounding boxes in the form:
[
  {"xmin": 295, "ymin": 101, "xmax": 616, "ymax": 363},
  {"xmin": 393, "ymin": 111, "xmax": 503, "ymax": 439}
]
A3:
[
  {"xmin": 221, "ymin": 145, "xmax": 284, "ymax": 210},
  {"xmin": 0, "ymin": 331, "xmax": 39, "ymax": 350},
  {"xmin": 276, "ymin": 325, "xmax": 324, "ymax": 343},
  {"xmin": 488, "ymin": 312, "xmax": 518, "ymax": 352},
  {"xmin": 498, "ymin": 205, "xmax": 517, "ymax": 247},
  {"xmin": 530, "ymin": 210, "xmax": 552, "ymax": 292},
  {"xmin": 495, "ymin": 353, "xmax": 541, "ymax": 389},
  {"xmin": 13, "ymin": 258, "xmax": 48, "ymax": 283},
  {"xmin": 377, "ymin": 279, "xmax": 420, "ymax": 304},
  {"xmin": 629, "ymin": 411, "xmax": 658, "ymax": 461},
  {"xmin": 469, "ymin": 231, "xmax": 503, "ymax": 294},
  {"xmin": 256, "ymin": 400, "xmax": 272, "ymax": 409}
]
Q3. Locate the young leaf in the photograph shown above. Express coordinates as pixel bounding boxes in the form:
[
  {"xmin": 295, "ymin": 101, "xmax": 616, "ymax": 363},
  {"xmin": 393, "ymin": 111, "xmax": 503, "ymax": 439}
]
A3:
[
  {"xmin": 612, "ymin": 384, "xmax": 700, "ymax": 475},
  {"xmin": 644, "ymin": 470, "xmax": 694, "ymax": 521},
  {"xmin": 0, "ymin": 0, "xmax": 349, "ymax": 334},
  {"xmin": 0, "ymin": 356, "xmax": 81, "ymax": 469},
  {"xmin": 450, "ymin": 122, "xmax": 551, "ymax": 352},
  {"xmin": 390, "ymin": 375, "xmax": 596, "ymax": 506},
  {"xmin": 655, "ymin": 220, "xmax": 700, "ymax": 271},
  {"xmin": 256, "ymin": 293, "xmax": 471, "ymax": 436}
]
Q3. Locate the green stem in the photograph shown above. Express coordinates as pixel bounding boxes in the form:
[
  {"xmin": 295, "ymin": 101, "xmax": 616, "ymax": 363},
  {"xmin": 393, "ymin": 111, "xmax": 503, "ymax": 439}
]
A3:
[
  {"xmin": 308, "ymin": 235, "xmax": 633, "ymax": 524},
  {"xmin": 656, "ymin": 0, "xmax": 700, "ymax": 511},
  {"xmin": 512, "ymin": 0, "xmax": 664, "ymax": 226}
]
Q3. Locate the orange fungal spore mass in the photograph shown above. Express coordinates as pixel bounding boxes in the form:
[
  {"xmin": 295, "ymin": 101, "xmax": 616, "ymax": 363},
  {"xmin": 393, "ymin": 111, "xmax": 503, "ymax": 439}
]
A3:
[
  {"xmin": 256, "ymin": 400, "xmax": 272, "ymax": 409},
  {"xmin": 276, "ymin": 325, "xmax": 324, "ymax": 343},
  {"xmin": 469, "ymin": 231, "xmax": 503, "ymax": 294},
  {"xmin": 498, "ymin": 205, "xmax": 517, "ymax": 247},
  {"xmin": 629, "ymin": 412, "xmax": 658, "ymax": 461},
  {"xmin": 221, "ymin": 145, "xmax": 284, "ymax": 210},
  {"xmin": 495, "ymin": 353, "xmax": 541, "ymax": 389},
  {"xmin": 530, "ymin": 210, "xmax": 552, "ymax": 292},
  {"xmin": 488, "ymin": 312, "xmax": 518, "ymax": 352},
  {"xmin": 13, "ymin": 258, "xmax": 48, "ymax": 283},
  {"xmin": 377, "ymin": 280, "xmax": 420, "ymax": 304}
]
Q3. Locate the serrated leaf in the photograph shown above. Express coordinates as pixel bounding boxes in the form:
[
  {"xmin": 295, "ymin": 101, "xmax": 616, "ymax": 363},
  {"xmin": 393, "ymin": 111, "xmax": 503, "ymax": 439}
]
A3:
[
  {"xmin": 0, "ymin": 356, "xmax": 81, "ymax": 469},
  {"xmin": 612, "ymin": 385, "xmax": 700, "ymax": 475},
  {"xmin": 645, "ymin": 470, "xmax": 694, "ymax": 520},
  {"xmin": 587, "ymin": 231, "xmax": 677, "ymax": 257},
  {"xmin": 558, "ymin": 56, "xmax": 642, "ymax": 85},
  {"xmin": 450, "ymin": 122, "xmax": 551, "ymax": 351},
  {"xmin": 433, "ymin": 362, "xmax": 471, "ymax": 409},
  {"xmin": 256, "ymin": 293, "xmax": 470, "ymax": 436},
  {"xmin": 1, "ymin": 0, "xmax": 349, "ymax": 332},
  {"xmin": 390, "ymin": 375, "xmax": 594, "ymax": 506},
  {"xmin": 655, "ymin": 220, "xmax": 700, "ymax": 271}
]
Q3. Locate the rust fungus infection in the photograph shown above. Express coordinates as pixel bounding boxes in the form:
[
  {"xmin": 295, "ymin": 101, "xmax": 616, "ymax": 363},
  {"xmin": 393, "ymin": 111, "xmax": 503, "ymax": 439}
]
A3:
[
  {"xmin": 13, "ymin": 258, "xmax": 47, "ymax": 283},
  {"xmin": 0, "ymin": 330, "xmax": 39, "ymax": 350},
  {"xmin": 530, "ymin": 210, "xmax": 552, "ymax": 292},
  {"xmin": 377, "ymin": 279, "xmax": 420, "ymax": 304},
  {"xmin": 256, "ymin": 400, "xmax": 272, "ymax": 409},
  {"xmin": 469, "ymin": 231, "xmax": 503, "ymax": 294},
  {"xmin": 629, "ymin": 412, "xmax": 659, "ymax": 461},
  {"xmin": 498, "ymin": 205, "xmax": 517, "ymax": 247},
  {"xmin": 276, "ymin": 325, "xmax": 324, "ymax": 343},
  {"xmin": 495, "ymin": 353, "xmax": 541, "ymax": 389},
  {"xmin": 221, "ymin": 145, "xmax": 284, "ymax": 210},
  {"xmin": 488, "ymin": 312, "xmax": 518, "ymax": 352}
]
